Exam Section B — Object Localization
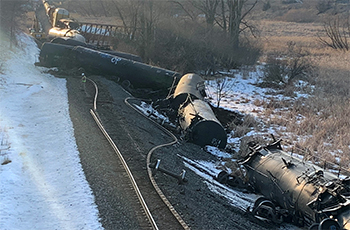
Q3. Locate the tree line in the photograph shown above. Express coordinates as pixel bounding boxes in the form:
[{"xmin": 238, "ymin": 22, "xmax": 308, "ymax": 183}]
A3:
[
  {"xmin": 0, "ymin": 0, "xmax": 262, "ymax": 74},
  {"xmin": 63, "ymin": 0, "xmax": 261, "ymax": 74}
]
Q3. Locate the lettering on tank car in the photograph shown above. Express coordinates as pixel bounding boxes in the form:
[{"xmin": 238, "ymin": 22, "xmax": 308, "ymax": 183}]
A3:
[
  {"xmin": 211, "ymin": 138, "xmax": 221, "ymax": 147},
  {"xmin": 99, "ymin": 52, "xmax": 109, "ymax": 58},
  {"xmin": 111, "ymin": 57, "xmax": 122, "ymax": 65}
]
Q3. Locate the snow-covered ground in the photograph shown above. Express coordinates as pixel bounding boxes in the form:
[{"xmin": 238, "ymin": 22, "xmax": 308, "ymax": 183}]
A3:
[
  {"xmin": 0, "ymin": 34, "xmax": 103, "ymax": 229},
  {"xmin": 205, "ymin": 68, "xmax": 313, "ymax": 152}
]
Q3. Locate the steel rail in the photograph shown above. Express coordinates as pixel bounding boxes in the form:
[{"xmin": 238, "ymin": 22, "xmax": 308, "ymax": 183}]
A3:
[
  {"xmin": 87, "ymin": 78, "xmax": 98, "ymax": 111},
  {"xmin": 124, "ymin": 97, "xmax": 191, "ymax": 230},
  {"xmin": 87, "ymin": 77, "xmax": 159, "ymax": 230}
]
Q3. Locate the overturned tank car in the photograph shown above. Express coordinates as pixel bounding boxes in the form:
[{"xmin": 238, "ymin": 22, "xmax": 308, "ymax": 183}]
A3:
[
  {"xmin": 38, "ymin": 43, "xmax": 179, "ymax": 90},
  {"xmin": 172, "ymin": 74, "xmax": 227, "ymax": 149},
  {"xmin": 218, "ymin": 140, "xmax": 350, "ymax": 229},
  {"xmin": 72, "ymin": 46, "xmax": 181, "ymax": 89},
  {"xmin": 172, "ymin": 73, "xmax": 206, "ymax": 108},
  {"xmin": 38, "ymin": 42, "xmax": 73, "ymax": 67},
  {"xmin": 50, "ymin": 38, "xmax": 143, "ymax": 62},
  {"xmin": 177, "ymin": 99, "xmax": 227, "ymax": 149}
]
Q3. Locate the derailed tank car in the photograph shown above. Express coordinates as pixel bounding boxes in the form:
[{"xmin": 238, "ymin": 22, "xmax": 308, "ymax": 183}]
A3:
[
  {"xmin": 38, "ymin": 39, "xmax": 226, "ymax": 149},
  {"xmin": 178, "ymin": 99, "xmax": 227, "ymax": 149},
  {"xmin": 50, "ymin": 38, "xmax": 143, "ymax": 62},
  {"xmin": 48, "ymin": 27, "xmax": 86, "ymax": 43},
  {"xmin": 38, "ymin": 43, "xmax": 180, "ymax": 90},
  {"xmin": 172, "ymin": 73, "xmax": 206, "ymax": 108},
  {"xmin": 51, "ymin": 8, "xmax": 69, "ymax": 27},
  {"xmin": 43, "ymin": 0, "xmax": 55, "ymax": 24},
  {"xmin": 42, "ymin": 1, "xmax": 86, "ymax": 43},
  {"xmin": 173, "ymin": 74, "xmax": 227, "ymax": 149},
  {"xmin": 38, "ymin": 42, "xmax": 73, "ymax": 67},
  {"xmin": 47, "ymin": 9, "xmax": 85, "ymax": 43},
  {"xmin": 72, "ymin": 46, "xmax": 181, "ymax": 89},
  {"xmin": 219, "ymin": 140, "xmax": 350, "ymax": 229}
]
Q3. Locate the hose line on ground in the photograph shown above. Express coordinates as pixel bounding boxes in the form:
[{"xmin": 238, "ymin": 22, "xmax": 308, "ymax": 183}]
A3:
[{"xmin": 125, "ymin": 97, "xmax": 190, "ymax": 230}]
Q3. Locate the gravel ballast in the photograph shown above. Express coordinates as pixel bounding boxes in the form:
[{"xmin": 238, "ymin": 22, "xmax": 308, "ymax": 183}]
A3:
[{"xmin": 65, "ymin": 74, "xmax": 279, "ymax": 230}]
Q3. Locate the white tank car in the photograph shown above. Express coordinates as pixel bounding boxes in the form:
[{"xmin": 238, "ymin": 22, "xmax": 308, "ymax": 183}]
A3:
[{"xmin": 48, "ymin": 28, "xmax": 86, "ymax": 43}]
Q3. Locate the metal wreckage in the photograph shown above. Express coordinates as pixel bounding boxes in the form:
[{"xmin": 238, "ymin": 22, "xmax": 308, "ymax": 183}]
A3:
[{"xmin": 217, "ymin": 138, "xmax": 350, "ymax": 230}]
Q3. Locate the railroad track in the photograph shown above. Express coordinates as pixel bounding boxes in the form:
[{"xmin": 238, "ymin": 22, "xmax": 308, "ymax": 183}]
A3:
[{"xmin": 85, "ymin": 77, "xmax": 189, "ymax": 230}]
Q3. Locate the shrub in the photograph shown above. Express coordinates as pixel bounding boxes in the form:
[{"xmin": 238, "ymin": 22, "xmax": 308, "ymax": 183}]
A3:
[
  {"xmin": 229, "ymin": 114, "xmax": 260, "ymax": 138},
  {"xmin": 318, "ymin": 17, "xmax": 350, "ymax": 51},
  {"xmin": 261, "ymin": 56, "xmax": 288, "ymax": 88},
  {"xmin": 261, "ymin": 42, "xmax": 313, "ymax": 88}
]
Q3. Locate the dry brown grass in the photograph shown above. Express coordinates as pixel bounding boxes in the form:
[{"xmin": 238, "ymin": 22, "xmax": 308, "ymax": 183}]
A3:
[
  {"xmin": 230, "ymin": 114, "xmax": 260, "ymax": 138},
  {"xmin": 257, "ymin": 19, "xmax": 350, "ymax": 171},
  {"xmin": 259, "ymin": 20, "xmax": 328, "ymax": 56}
]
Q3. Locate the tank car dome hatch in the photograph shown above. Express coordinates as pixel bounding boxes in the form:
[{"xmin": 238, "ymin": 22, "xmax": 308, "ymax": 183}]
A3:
[
  {"xmin": 59, "ymin": 19, "xmax": 80, "ymax": 30},
  {"xmin": 178, "ymin": 99, "xmax": 227, "ymax": 149},
  {"xmin": 173, "ymin": 73, "xmax": 206, "ymax": 108}
]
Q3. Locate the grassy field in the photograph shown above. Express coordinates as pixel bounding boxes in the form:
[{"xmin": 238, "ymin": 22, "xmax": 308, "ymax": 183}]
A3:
[{"xmin": 256, "ymin": 18, "xmax": 350, "ymax": 172}]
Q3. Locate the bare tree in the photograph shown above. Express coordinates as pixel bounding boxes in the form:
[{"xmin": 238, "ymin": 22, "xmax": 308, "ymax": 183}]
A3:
[
  {"xmin": 110, "ymin": 0, "xmax": 141, "ymax": 40},
  {"xmin": 221, "ymin": 0, "xmax": 257, "ymax": 48},
  {"xmin": 214, "ymin": 77, "xmax": 235, "ymax": 107},
  {"xmin": 174, "ymin": 0, "xmax": 258, "ymax": 50},
  {"xmin": 318, "ymin": 16, "xmax": 350, "ymax": 51},
  {"xmin": 109, "ymin": 0, "xmax": 169, "ymax": 60},
  {"xmin": 170, "ymin": 0, "xmax": 197, "ymax": 20},
  {"xmin": 137, "ymin": 0, "xmax": 162, "ymax": 60},
  {"xmin": 187, "ymin": 0, "xmax": 220, "ymax": 29}
]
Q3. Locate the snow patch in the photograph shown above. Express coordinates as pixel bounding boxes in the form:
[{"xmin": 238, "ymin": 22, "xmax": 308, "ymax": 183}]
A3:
[{"xmin": 0, "ymin": 33, "xmax": 103, "ymax": 230}]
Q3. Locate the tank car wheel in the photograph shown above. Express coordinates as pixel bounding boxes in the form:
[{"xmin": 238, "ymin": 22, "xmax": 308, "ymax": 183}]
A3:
[
  {"xmin": 217, "ymin": 171, "xmax": 229, "ymax": 184},
  {"xmin": 122, "ymin": 80, "xmax": 131, "ymax": 88},
  {"xmin": 252, "ymin": 197, "xmax": 273, "ymax": 211},
  {"xmin": 251, "ymin": 198, "xmax": 278, "ymax": 223},
  {"xmin": 318, "ymin": 218, "xmax": 341, "ymax": 230},
  {"xmin": 216, "ymin": 171, "xmax": 245, "ymax": 188}
]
